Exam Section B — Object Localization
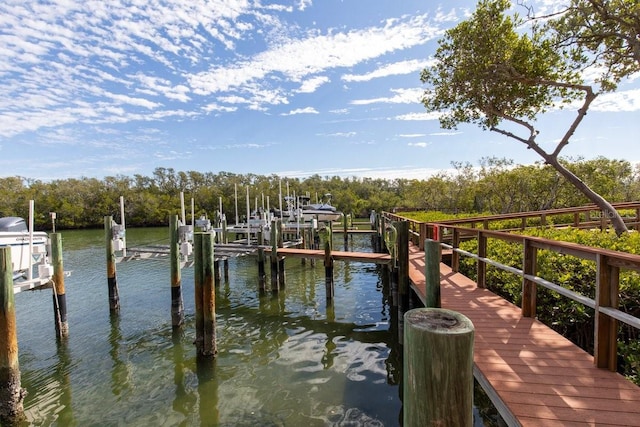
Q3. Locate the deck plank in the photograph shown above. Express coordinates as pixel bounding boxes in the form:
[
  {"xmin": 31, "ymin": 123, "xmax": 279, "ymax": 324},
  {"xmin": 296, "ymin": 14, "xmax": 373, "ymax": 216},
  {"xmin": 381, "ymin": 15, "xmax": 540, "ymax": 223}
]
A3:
[{"xmin": 407, "ymin": 243, "xmax": 640, "ymax": 427}]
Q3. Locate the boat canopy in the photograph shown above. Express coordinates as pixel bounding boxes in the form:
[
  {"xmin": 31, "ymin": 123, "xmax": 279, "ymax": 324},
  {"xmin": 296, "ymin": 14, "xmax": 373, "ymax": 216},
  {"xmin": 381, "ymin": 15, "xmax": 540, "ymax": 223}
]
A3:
[{"xmin": 0, "ymin": 217, "xmax": 28, "ymax": 232}]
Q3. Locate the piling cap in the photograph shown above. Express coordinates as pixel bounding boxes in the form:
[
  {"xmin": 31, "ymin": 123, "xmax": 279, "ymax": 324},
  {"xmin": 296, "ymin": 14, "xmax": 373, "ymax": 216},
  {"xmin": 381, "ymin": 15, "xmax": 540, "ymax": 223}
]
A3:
[{"xmin": 404, "ymin": 308, "xmax": 474, "ymax": 334}]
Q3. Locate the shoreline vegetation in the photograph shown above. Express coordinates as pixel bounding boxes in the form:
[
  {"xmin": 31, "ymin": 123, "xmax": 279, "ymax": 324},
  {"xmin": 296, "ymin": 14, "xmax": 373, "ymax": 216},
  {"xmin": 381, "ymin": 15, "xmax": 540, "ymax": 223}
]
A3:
[{"xmin": 2, "ymin": 156, "xmax": 639, "ymax": 231}]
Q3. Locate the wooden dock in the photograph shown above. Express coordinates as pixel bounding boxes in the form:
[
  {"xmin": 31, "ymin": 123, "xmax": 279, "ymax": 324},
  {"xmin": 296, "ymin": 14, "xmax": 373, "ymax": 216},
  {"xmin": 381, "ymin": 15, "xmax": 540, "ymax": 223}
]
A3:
[
  {"xmin": 407, "ymin": 244, "xmax": 640, "ymax": 426},
  {"xmin": 265, "ymin": 247, "xmax": 392, "ymax": 264}
]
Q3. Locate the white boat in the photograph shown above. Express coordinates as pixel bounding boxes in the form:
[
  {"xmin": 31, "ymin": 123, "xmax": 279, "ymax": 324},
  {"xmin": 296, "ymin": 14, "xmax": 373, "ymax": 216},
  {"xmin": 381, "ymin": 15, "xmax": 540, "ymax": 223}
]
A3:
[
  {"xmin": 297, "ymin": 193, "xmax": 343, "ymax": 222},
  {"xmin": 0, "ymin": 216, "xmax": 50, "ymax": 282}
]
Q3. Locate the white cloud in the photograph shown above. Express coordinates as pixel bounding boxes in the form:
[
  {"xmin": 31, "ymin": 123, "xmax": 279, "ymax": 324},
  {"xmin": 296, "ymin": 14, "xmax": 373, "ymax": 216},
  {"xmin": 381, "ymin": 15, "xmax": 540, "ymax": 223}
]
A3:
[
  {"xmin": 408, "ymin": 142, "xmax": 430, "ymax": 148},
  {"xmin": 351, "ymin": 88, "xmax": 423, "ymax": 105},
  {"xmin": 343, "ymin": 59, "xmax": 434, "ymax": 82},
  {"xmin": 590, "ymin": 89, "xmax": 640, "ymax": 112},
  {"xmin": 297, "ymin": 76, "xmax": 330, "ymax": 93},
  {"xmin": 395, "ymin": 111, "xmax": 442, "ymax": 121},
  {"xmin": 281, "ymin": 107, "xmax": 319, "ymax": 115}
]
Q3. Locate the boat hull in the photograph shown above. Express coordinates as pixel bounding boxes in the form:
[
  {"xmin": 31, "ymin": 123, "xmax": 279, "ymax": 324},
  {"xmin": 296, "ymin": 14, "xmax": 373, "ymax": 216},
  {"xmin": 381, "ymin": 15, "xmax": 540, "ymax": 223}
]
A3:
[
  {"xmin": 0, "ymin": 232, "xmax": 48, "ymax": 274},
  {"xmin": 299, "ymin": 210, "xmax": 343, "ymax": 222}
]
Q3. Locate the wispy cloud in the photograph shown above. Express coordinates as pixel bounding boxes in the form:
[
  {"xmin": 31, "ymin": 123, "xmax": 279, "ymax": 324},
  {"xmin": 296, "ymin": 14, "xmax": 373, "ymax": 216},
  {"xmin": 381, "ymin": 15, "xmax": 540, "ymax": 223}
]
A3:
[
  {"xmin": 351, "ymin": 88, "xmax": 423, "ymax": 105},
  {"xmin": 343, "ymin": 59, "xmax": 435, "ymax": 82},
  {"xmin": 281, "ymin": 107, "xmax": 319, "ymax": 115}
]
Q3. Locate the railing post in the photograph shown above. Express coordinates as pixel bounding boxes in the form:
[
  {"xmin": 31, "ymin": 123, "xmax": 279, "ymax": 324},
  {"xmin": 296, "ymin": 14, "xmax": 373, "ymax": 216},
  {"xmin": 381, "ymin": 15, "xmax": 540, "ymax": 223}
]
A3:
[
  {"xmin": 476, "ymin": 231, "xmax": 487, "ymax": 289},
  {"xmin": 419, "ymin": 223, "xmax": 427, "ymax": 251},
  {"xmin": 522, "ymin": 238, "xmax": 537, "ymax": 318},
  {"xmin": 595, "ymin": 254, "xmax": 619, "ymax": 371},
  {"xmin": 424, "ymin": 239, "xmax": 441, "ymax": 308},
  {"xmin": 451, "ymin": 228, "xmax": 460, "ymax": 273}
]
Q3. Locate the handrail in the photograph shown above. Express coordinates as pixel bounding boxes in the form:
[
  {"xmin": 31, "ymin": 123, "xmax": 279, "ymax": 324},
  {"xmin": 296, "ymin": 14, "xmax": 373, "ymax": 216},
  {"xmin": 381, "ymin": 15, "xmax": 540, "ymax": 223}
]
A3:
[
  {"xmin": 380, "ymin": 209, "xmax": 640, "ymax": 372},
  {"xmin": 386, "ymin": 201, "xmax": 640, "ymax": 232}
]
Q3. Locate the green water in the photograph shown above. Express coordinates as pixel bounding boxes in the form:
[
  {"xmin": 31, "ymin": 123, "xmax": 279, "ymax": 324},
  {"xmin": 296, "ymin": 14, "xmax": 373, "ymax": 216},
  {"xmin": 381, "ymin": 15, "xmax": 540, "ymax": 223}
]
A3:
[
  {"xmin": 15, "ymin": 228, "xmax": 500, "ymax": 426},
  {"xmin": 15, "ymin": 228, "xmax": 403, "ymax": 426}
]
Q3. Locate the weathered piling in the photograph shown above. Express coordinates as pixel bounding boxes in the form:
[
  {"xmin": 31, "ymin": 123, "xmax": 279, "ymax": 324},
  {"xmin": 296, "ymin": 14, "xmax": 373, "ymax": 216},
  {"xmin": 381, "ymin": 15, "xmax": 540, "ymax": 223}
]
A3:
[
  {"xmin": 104, "ymin": 216, "xmax": 120, "ymax": 312},
  {"xmin": 324, "ymin": 226, "xmax": 334, "ymax": 300},
  {"xmin": 169, "ymin": 215, "xmax": 184, "ymax": 328},
  {"xmin": 202, "ymin": 233, "xmax": 217, "ymax": 357},
  {"xmin": 194, "ymin": 233, "xmax": 204, "ymax": 355},
  {"xmin": 51, "ymin": 232, "xmax": 69, "ymax": 338},
  {"xmin": 277, "ymin": 222, "xmax": 285, "ymax": 288},
  {"xmin": 270, "ymin": 219, "xmax": 280, "ymax": 292},
  {"xmin": 0, "ymin": 248, "xmax": 25, "ymax": 424},
  {"xmin": 424, "ymin": 239, "xmax": 442, "ymax": 308},
  {"xmin": 194, "ymin": 232, "xmax": 217, "ymax": 357},
  {"xmin": 403, "ymin": 308, "xmax": 474, "ymax": 427}
]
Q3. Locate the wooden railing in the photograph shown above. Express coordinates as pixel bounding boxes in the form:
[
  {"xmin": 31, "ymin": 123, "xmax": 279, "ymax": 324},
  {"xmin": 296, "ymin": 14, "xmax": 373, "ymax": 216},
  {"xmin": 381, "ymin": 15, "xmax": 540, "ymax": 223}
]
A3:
[
  {"xmin": 381, "ymin": 207, "xmax": 640, "ymax": 372},
  {"xmin": 387, "ymin": 201, "xmax": 640, "ymax": 238}
]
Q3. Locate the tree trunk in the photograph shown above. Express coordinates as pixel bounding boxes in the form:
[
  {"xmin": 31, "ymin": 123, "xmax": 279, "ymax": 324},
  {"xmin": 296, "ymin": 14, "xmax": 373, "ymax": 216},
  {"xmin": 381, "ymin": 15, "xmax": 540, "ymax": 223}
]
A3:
[{"xmin": 546, "ymin": 156, "xmax": 628, "ymax": 236}]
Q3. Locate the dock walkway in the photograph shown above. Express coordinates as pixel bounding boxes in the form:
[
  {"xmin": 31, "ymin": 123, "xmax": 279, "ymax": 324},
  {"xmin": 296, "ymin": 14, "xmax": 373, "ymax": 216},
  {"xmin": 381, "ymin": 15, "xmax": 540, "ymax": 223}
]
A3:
[{"xmin": 407, "ymin": 244, "xmax": 640, "ymax": 426}]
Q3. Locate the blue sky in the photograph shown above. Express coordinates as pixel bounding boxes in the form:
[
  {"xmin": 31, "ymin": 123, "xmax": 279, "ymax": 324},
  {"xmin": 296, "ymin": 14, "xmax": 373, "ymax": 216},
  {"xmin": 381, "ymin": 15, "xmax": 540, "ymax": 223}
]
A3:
[{"xmin": 1, "ymin": 0, "xmax": 639, "ymax": 182}]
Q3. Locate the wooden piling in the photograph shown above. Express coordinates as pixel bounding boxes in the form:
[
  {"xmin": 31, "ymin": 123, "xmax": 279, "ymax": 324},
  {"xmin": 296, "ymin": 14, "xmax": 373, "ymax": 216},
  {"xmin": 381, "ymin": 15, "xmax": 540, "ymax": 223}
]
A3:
[
  {"xmin": 396, "ymin": 221, "xmax": 409, "ymax": 344},
  {"xmin": 258, "ymin": 247, "xmax": 266, "ymax": 292},
  {"xmin": 277, "ymin": 221, "xmax": 285, "ymax": 288},
  {"xmin": 270, "ymin": 219, "xmax": 279, "ymax": 292},
  {"xmin": 0, "ymin": 247, "xmax": 25, "ymax": 424},
  {"xmin": 169, "ymin": 215, "xmax": 184, "ymax": 328},
  {"xmin": 193, "ymin": 233, "xmax": 204, "ymax": 355},
  {"xmin": 403, "ymin": 308, "xmax": 474, "ymax": 427},
  {"xmin": 104, "ymin": 216, "xmax": 120, "ymax": 312},
  {"xmin": 51, "ymin": 233, "xmax": 69, "ymax": 338},
  {"xmin": 424, "ymin": 239, "xmax": 441, "ymax": 308},
  {"xmin": 324, "ymin": 227, "xmax": 334, "ymax": 300},
  {"xmin": 201, "ymin": 233, "xmax": 217, "ymax": 357}
]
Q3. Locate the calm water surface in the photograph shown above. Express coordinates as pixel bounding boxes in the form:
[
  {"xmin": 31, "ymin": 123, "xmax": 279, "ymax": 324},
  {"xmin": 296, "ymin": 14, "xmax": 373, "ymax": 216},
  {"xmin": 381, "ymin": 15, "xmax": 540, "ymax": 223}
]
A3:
[{"xmin": 15, "ymin": 228, "xmax": 404, "ymax": 426}]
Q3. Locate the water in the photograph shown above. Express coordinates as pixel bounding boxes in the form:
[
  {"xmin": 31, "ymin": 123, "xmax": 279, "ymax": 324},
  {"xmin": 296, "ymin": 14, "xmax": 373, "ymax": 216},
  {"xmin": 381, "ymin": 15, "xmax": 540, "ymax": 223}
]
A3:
[{"xmin": 15, "ymin": 228, "xmax": 403, "ymax": 426}]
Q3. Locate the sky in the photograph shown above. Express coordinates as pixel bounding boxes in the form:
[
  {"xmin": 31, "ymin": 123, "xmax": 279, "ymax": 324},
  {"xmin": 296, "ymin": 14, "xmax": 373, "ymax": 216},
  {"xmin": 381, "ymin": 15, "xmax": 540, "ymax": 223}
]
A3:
[{"xmin": 1, "ymin": 0, "xmax": 639, "ymax": 182}]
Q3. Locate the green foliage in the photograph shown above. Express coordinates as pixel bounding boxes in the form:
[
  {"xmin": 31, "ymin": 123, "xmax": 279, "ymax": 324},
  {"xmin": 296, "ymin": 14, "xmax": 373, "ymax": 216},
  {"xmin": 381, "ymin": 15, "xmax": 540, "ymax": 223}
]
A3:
[
  {"xmin": 547, "ymin": 0, "xmax": 640, "ymax": 91},
  {"xmin": 458, "ymin": 227, "xmax": 640, "ymax": 384},
  {"xmin": 2, "ymin": 156, "xmax": 639, "ymax": 231},
  {"xmin": 395, "ymin": 211, "xmax": 482, "ymax": 223},
  {"xmin": 421, "ymin": 0, "xmax": 583, "ymax": 131}
]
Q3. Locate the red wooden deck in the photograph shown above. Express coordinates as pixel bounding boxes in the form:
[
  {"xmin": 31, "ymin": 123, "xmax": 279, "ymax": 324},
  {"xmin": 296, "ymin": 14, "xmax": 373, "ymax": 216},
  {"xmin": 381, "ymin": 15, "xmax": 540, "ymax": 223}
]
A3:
[{"xmin": 408, "ymin": 244, "xmax": 640, "ymax": 426}]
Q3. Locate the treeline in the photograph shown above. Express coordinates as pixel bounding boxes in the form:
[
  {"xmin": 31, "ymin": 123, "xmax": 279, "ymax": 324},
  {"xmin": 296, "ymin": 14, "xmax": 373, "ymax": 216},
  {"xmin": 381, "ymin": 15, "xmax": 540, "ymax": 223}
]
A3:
[{"xmin": 2, "ymin": 156, "xmax": 639, "ymax": 230}]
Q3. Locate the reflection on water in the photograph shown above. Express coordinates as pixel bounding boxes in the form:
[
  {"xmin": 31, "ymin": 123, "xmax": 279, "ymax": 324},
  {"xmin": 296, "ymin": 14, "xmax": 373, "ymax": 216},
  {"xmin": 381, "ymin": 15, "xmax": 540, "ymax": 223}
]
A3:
[{"xmin": 15, "ymin": 229, "xmax": 402, "ymax": 426}]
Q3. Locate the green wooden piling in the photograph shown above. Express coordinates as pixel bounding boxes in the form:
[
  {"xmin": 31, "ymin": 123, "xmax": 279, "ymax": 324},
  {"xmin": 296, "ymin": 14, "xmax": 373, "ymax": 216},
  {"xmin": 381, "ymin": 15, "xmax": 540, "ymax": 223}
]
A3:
[
  {"xmin": 170, "ymin": 215, "xmax": 184, "ymax": 328},
  {"xmin": 0, "ymin": 247, "xmax": 25, "ymax": 424},
  {"xmin": 202, "ymin": 233, "xmax": 217, "ymax": 357},
  {"xmin": 424, "ymin": 239, "xmax": 442, "ymax": 308},
  {"xmin": 104, "ymin": 216, "xmax": 120, "ymax": 312},
  {"xmin": 193, "ymin": 233, "xmax": 204, "ymax": 355},
  {"xmin": 51, "ymin": 233, "xmax": 68, "ymax": 338},
  {"xmin": 403, "ymin": 308, "xmax": 474, "ymax": 427}
]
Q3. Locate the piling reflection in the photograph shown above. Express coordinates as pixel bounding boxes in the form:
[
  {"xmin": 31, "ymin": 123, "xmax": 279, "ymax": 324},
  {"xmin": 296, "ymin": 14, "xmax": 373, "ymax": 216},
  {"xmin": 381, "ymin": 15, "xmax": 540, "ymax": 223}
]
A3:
[
  {"xmin": 196, "ymin": 356, "xmax": 219, "ymax": 427},
  {"xmin": 55, "ymin": 339, "xmax": 75, "ymax": 426},
  {"xmin": 171, "ymin": 329, "xmax": 196, "ymax": 424},
  {"xmin": 109, "ymin": 312, "xmax": 131, "ymax": 397}
]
